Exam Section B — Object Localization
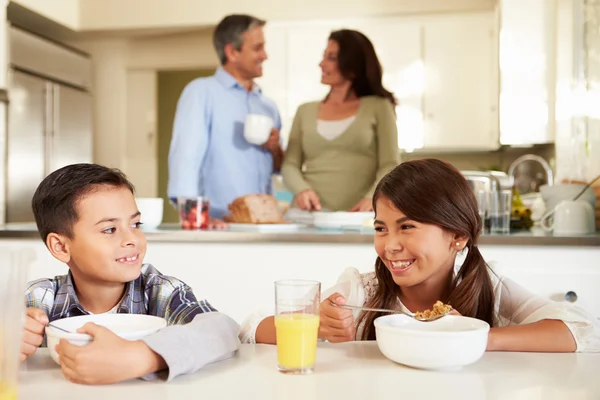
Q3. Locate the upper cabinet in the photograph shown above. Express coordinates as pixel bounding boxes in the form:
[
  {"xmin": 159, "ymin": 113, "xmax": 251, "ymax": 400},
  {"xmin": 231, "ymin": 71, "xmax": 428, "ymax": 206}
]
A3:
[
  {"xmin": 422, "ymin": 13, "xmax": 498, "ymax": 151},
  {"xmin": 499, "ymin": 0, "xmax": 556, "ymax": 146},
  {"xmin": 260, "ymin": 11, "xmax": 499, "ymax": 152}
]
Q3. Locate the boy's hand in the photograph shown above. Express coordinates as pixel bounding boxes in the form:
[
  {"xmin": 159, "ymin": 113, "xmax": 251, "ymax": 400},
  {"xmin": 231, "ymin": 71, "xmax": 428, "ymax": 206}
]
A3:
[
  {"xmin": 21, "ymin": 307, "xmax": 48, "ymax": 362},
  {"xmin": 56, "ymin": 322, "xmax": 166, "ymax": 385}
]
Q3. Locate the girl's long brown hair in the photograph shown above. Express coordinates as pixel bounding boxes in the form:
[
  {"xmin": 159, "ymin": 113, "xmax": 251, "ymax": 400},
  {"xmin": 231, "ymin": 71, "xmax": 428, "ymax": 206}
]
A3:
[{"xmin": 357, "ymin": 159, "xmax": 496, "ymax": 340}]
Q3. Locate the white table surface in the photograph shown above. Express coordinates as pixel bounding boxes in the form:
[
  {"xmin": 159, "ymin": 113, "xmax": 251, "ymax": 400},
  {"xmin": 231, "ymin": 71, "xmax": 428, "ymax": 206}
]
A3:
[{"xmin": 20, "ymin": 342, "xmax": 600, "ymax": 400}]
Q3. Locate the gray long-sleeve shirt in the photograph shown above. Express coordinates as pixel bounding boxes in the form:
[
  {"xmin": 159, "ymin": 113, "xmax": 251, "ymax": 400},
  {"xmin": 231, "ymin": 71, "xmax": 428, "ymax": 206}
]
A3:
[{"xmin": 142, "ymin": 312, "xmax": 241, "ymax": 381}]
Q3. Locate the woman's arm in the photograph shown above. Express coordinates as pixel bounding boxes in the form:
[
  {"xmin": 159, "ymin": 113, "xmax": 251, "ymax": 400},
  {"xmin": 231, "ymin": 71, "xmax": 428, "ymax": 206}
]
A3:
[
  {"xmin": 281, "ymin": 105, "xmax": 312, "ymax": 195},
  {"xmin": 365, "ymin": 99, "xmax": 400, "ymax": 197},
  {"xmin": 488, "ymin": 320, "xmax": 576, "ymax": 352}
]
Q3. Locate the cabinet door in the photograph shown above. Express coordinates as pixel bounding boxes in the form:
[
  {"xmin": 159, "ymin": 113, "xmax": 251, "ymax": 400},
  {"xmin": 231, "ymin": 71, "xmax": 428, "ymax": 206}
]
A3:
[
  {"xmin": 256, "ymin": 24, "xmax": 291, "ymax": 143},
  {"xmin": 286, "ymin": 24, "xmax": 335, "ymax": 117},
  {"xmin": 6, "ymin": 70, "xmax": 46, "ymax": 223},
  {"xmin": 499, "ymin": 0, "xmax": 555, "ymax": 145},
  {"xmin": 49, "ymin": 84, "xmax": 93, "ymax": 172},
  {"xmin": 355, "ymin": 20, "xmax": 423, "ymax": 151},
  {"xmin": 493, "ymin": 266, "xmax": 600, "ymax": 320},
  {"xmin": 422, "ymin": 13, "xmax": 498, "ymax": 150}
]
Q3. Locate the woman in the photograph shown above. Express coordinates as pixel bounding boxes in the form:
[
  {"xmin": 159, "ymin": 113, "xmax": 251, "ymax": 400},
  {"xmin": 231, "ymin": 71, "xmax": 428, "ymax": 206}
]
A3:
[{"xmin": 282, "ymin": 29, "xmax": 400, "ymax": 212}]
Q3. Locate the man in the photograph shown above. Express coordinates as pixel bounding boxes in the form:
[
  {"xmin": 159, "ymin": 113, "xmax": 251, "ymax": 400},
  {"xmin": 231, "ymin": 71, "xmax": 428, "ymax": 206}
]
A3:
[{"xmin": 167, "ymin": 14, "xmax": 283, "ymax": 221}]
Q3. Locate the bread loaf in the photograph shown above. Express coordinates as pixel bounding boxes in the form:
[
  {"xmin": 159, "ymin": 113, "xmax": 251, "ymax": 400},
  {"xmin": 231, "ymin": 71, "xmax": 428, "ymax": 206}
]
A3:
[{"xmin": 227, "ymin": 194, "xmax": 284, "ymax": 223}]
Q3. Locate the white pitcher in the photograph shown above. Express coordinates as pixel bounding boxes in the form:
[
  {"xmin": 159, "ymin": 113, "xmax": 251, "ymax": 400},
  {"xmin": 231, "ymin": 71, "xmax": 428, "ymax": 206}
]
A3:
[{"xmin": 541, "ymin": 200, "xmax": 595, "ymax": 236}]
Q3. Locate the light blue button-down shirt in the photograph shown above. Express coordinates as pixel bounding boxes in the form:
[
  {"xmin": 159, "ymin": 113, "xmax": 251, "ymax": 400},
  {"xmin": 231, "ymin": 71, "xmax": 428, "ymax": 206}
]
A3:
[{"xmin": 167, "ymin": 67, "xmax": 281, "ymax": 219}]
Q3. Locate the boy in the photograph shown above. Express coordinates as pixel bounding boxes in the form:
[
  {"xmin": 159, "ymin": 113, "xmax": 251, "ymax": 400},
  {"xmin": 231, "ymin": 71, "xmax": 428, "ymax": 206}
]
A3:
[{"xmin": 21, "ymin": 163, "xmax": 240, "ymax": 384}]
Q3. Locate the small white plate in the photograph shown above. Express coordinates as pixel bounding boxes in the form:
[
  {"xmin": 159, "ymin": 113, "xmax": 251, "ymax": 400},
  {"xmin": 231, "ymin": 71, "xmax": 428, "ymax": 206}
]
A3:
[{"xmin": 227, "ymin": 223, "xmax": 303, "ymax": 232}]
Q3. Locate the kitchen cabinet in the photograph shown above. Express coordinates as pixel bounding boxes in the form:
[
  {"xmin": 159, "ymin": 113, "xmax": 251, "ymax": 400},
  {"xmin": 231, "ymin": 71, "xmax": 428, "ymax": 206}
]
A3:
[
  {"xmin": 421, "ymin": 13, "xmax": 499, "ymax": 151},
  {"xmin": 9, "ymin": 235, "xmax": 600, "ymax": 324},
  {"xmin": 499, "ymin": 0, "xmax": 557, "ymax": 145},
  {"xmin": 256, "ymin": 24, "xmax": 290, "ymax": 140},
  {"xmin": 354, "ymin": 21, "xmax": 424, "ymax": 151},
  {"xmin": 493, "ymin": 262, "xmax": 600, "ymax": 320},
  {"xmin": 261, "ymin": 12, "xmax": 498, "ymax": 152}
]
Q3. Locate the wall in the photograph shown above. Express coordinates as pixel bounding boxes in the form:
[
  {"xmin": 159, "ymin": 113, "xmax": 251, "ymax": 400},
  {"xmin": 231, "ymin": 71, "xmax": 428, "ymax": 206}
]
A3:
[
  {"xmin": 0, "ymin": 0, "xmax": 7, "ymax": 88},
  {"xmin": 11, "ymin": 0, "xmax": 78, "ymax": 29},
  {"xmin": 70, "ymin": 29, "xmax": 219, "ymax": 193},
  {"xmin": 78, "ymin": 0, "xmax": 495, "ymax": 31},
  {"xmin": 157, "ymin": 69, "xmax": 215, "ymax": 222}
]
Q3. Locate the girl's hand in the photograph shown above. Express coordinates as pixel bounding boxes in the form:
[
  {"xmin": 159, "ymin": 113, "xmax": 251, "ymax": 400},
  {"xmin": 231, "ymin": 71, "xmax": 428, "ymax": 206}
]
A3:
[{"xmin": 319, "ymin": 293, "xmax": 356, "ymax": 343}]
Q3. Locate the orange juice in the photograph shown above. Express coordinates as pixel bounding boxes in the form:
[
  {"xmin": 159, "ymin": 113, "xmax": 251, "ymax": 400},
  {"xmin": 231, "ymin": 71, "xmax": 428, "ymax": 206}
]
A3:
[
  {"xmin": 275, "ymin": 313, "xmax": 320, "ymax": 370},
  {"xmin": 0, "ymin": 382, "xmax": 17, "ymax": 400}
]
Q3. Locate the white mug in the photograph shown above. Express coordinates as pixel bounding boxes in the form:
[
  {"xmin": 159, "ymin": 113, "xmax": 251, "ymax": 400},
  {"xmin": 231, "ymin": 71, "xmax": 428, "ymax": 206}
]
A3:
[
  {"xmin": 244, "ymin": 114, "xmax": 273, "ymax": 145},
  {"xmin": 541, "ymin": 200, "xmax": 595, "ymax": 236}
]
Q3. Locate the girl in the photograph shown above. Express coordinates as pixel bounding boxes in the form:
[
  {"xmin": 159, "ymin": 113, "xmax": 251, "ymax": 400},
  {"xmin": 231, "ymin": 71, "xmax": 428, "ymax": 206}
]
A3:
[{"xmin": 245, "ymin": 159, "xmax": 599, "ymax": 352}]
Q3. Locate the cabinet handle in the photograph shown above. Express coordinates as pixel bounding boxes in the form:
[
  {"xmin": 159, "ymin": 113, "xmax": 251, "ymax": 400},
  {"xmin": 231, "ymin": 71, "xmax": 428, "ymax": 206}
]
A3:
[{"xmin": 565, "ymin": 291, "xmax": 578, "ymax": 303}]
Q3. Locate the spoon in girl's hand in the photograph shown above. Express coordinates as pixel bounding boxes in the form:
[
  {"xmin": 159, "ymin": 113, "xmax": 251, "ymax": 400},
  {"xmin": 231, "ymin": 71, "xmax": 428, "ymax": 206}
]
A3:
[{"xmin": 330, "ymin": 302, "xmax": 453, "ymax": 322}]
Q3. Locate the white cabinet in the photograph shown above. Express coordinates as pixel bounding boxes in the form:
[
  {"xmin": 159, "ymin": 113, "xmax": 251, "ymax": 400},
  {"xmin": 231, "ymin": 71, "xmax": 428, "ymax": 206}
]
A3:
[
  {"xmin": 285, "ymin": 25, "xmax": 332, "ymax": 119},
  {"xmin": 256, "ymin": 24, "xmax": 290, "ymax": 140},
  {"xmin": 261, "ymin": 12, "xmax": 498, "ymax": 152},
  {"xmin": 356, "ymin": 21, "xmax": 424, "ymax": 151},
  {"xmin": 499, "ymin": 0, "xmax": 556, "ymax": 145},
  {"xmin": 421, "ymin": 13, "xmax": 498, "ymax": 151},
  {"xmin": 495, "ymin": 265, "xmax": 600, "ymax": 320},
  {"xmin": 483, "ymin": 246, "xmax": 600, "ymax": 319}
]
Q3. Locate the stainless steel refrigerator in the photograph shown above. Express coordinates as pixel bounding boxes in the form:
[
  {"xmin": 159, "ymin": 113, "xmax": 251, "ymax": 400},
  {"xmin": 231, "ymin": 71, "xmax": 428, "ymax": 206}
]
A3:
[{"xmin": 6, "ymin": 26, "xmax": 93, "ymax": 223}]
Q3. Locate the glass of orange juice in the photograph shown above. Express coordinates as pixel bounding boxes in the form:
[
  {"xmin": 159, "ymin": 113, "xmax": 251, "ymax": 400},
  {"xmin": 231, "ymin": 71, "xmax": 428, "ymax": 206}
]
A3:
[
  {"xmin": 0, "ymin": 249, "xmax": 32, "ymax": 400},
  {"xmin": 274, "ymin": 279, "xmax": 321, "ymax": 374}
]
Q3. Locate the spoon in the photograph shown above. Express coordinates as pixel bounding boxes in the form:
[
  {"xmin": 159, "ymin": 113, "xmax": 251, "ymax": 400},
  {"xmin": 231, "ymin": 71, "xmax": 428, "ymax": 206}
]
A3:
[
  {"xmin": 330, "ymin": 303, "xmax": 453, "ymax": 322},
  {"xmin": 572, "ymin": 174, "xmax": 600, "ymax": 202},
  {"xmin": 46, "ymin": 322, "xmax": 73, "ymax": 334}
]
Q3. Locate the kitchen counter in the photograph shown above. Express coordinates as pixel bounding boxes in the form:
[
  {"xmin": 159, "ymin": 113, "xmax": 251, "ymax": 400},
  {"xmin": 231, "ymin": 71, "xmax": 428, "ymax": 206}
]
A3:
[
  {"xmin": 1, "ymin": 223, "xmax": 599, "ymax": 246},
  {"xmin": 3, "ymin": 224, "xmax": 600, "ymax": 325},
  {"xmin": 20, "ymin": 343, "xmax": 600, "ymax": 399}
]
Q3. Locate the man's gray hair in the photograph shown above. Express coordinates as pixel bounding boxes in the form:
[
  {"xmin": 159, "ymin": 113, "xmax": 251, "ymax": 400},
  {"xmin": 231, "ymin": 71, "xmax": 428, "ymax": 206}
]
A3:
[{"xmin": 213, "ymin": 14, "xmax": 266, "ymax": 65}]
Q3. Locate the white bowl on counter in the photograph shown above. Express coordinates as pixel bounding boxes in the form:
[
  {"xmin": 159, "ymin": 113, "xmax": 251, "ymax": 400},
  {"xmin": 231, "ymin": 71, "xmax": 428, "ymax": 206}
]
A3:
[
  {"xmin": 45, "ymin": 314, "xmax": 167, "ymax": 365},
  {"xmin": 374, "ymin": 314, "xmax": 489, "ymax": 370},
  {"xmin": 136, "ymin": 197, "xmax": 164, "ymax": 230},
  {"xmin": 313, "ymin": 211, "xmax": 374, "ymax": 230}
]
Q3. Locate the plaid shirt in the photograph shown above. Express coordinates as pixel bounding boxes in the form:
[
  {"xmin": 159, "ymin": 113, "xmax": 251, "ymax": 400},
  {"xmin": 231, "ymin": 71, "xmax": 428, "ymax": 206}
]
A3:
[{"xmin": 25, "ymin": 264, "xmax": 216, "ymax": 325}]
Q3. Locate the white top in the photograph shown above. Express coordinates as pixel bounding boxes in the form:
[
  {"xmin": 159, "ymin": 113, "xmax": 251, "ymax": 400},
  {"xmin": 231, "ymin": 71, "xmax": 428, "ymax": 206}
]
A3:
[
  {"xmin": 21, "ymin": 343, "xmax": 600, "ymax": 399},
  {"xmin": 240, "ymin": 250, "xmax": 600, "ymax": 352},
  {"xmin": 316, "ymin": 116, "xmax": 356, "ymax": 141}
]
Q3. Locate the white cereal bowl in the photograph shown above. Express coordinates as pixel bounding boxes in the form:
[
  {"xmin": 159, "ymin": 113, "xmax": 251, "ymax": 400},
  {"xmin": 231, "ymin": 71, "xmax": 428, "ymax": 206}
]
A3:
[
  {"xmin": 45, "ymin": 314, "xmax": 167, "ymax": 365},
  {"xmin": 374, "ymin": 314, "xmax": 489, "ymax": 370},
  {"xmin": 136, "ymin": 197, "xmax": 164, "ymax": 230}
]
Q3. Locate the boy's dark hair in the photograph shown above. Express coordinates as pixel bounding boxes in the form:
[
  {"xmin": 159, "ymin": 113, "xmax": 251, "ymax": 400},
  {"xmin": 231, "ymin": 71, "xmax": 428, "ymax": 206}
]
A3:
[{"xmin": 32, "ymin": 163, "xmax": 135, "ymax": 244}]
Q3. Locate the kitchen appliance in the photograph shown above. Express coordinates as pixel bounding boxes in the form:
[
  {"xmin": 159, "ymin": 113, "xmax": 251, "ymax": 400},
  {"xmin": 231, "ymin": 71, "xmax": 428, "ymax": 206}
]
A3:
[
  {"xmin": 461, "ymin": 171, "xmax": 502, "ymax": 233},
  {"xmin": 6, "ymin": 26, "xmax": 92, "ymax": 223}
]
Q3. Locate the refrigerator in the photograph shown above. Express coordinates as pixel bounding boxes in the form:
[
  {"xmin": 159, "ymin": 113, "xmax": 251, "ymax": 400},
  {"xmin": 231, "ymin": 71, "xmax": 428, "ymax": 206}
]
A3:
[{"xmin": 6, "ymin": 26, "xmax": 93, "ymax": 223}]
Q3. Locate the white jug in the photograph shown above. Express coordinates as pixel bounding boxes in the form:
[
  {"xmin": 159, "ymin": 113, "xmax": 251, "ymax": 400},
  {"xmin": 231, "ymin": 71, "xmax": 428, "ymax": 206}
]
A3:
[{"xmin": 541, "ymin": 200, "xmax": 595, "ymax": 236}]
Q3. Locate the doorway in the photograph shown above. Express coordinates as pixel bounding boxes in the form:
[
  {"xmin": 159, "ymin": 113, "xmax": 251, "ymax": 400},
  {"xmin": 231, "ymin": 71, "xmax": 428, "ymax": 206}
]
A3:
[{"xmin": 157, "ymin": 68, "xmax": 215, "ymax": 223}]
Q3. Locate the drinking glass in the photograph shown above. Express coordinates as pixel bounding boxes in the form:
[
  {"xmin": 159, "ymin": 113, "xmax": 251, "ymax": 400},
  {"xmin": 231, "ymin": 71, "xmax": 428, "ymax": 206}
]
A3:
[
  {"xmin": 0, "ymin": 248, "xmax": 34, "ymax": 400},
  {"xmin": 490, "ymin": 189, "xmax": 512, "ymax": 234},
  {"xmin": 274, "ymin": 280, "xmax": 321, "ymax": 374}
]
